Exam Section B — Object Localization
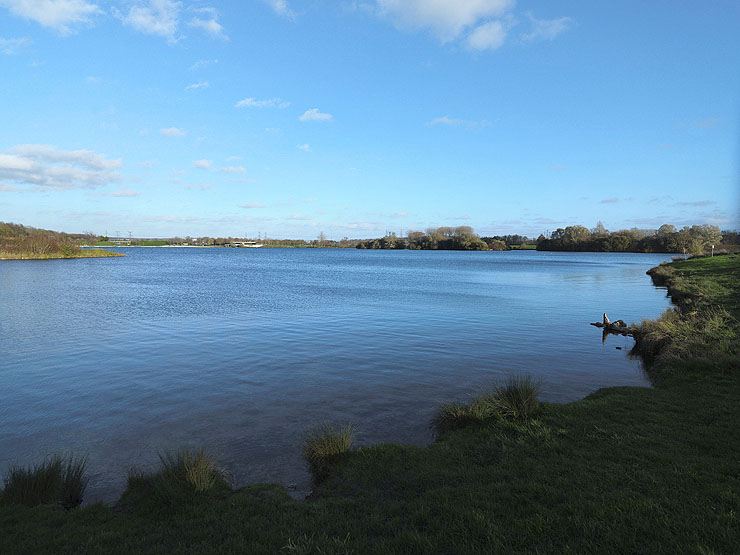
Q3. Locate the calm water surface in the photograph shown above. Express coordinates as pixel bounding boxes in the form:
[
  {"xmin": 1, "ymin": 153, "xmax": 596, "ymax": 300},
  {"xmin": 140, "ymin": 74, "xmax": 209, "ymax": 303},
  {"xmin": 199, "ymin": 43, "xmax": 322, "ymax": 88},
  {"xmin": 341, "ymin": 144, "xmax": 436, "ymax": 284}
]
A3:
[{"xmin": 0, "ymin": 248, "xmax": 671, "ymax": 502}]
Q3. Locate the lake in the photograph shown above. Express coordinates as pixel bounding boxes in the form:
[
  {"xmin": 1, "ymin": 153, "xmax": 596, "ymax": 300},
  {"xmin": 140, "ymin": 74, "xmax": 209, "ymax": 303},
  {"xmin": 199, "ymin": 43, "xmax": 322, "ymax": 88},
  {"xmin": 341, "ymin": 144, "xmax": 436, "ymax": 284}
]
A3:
[{"xmin": 0, "ymin": 248, "xmax": 672, "ymax": 502}]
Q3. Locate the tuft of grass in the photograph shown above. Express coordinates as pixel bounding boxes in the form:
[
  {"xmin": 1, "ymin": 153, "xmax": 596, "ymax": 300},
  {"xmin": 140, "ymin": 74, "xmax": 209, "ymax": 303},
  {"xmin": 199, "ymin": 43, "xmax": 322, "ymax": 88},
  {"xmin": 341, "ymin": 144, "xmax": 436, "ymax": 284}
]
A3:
[
  {"xmin": 491, "ymin": 373, "xmax": 542, "ymax": 421},
  {"xmin": 0, "ymin": 454, "xmax": 88, "ymax": 509},
  {"xmin": 303, "ymin": 423, "xmax": 355, "ymax": 483},
  {"xmin": 433, "ymin": 374, "xmax": 541, "ymax": 435},
  {"xmin": 125, "ymin": 448, "xmax": 230, "ymax": 506},
  {"xmin": 282, "ymin": 532, "xmax": 354, "ymax": 554}
]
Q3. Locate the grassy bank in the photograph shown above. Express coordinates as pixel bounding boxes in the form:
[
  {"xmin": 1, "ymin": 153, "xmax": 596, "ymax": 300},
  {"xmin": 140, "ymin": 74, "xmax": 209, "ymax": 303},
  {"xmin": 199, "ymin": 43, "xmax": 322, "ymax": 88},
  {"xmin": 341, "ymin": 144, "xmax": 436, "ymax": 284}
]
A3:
[
  {"xmin": 1, "ymin": 248, "xmax": 124, "ymax": 260},
  {"xmin": 1, "ymin": 256, "xmax": 739, "ymax": 553}
]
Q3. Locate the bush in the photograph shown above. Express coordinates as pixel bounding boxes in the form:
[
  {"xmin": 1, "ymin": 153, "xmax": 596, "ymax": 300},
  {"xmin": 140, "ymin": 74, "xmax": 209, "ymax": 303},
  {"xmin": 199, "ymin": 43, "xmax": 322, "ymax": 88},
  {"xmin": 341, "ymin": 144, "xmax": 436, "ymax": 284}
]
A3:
[
  {"xmin": 126, "ymin": 448, "xmax": 230, "ymax": 505},
  {"xmin": 0, "ymin": 454, "xmax": 88, "ymax": 509},
  {"xmin": 303, "ymin": 423, "xmax": 355, "ymax": 483}
]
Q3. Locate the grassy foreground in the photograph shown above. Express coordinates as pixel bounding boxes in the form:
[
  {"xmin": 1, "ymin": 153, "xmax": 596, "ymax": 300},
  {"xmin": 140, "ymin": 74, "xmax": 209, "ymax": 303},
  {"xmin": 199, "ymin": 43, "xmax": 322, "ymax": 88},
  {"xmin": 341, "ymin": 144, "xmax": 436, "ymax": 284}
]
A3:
[{"xmin": 1, "ymin": 256, "xmax": 739, "ymax": 553}]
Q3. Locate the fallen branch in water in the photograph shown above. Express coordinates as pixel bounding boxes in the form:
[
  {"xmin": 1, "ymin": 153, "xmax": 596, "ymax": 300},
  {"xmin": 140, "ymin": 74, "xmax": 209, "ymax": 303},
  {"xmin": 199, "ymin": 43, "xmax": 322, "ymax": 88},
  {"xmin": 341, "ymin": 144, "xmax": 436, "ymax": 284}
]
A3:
[{"xmin": 590, "ymin": 313, "xmax": 635, "ymax": 336}]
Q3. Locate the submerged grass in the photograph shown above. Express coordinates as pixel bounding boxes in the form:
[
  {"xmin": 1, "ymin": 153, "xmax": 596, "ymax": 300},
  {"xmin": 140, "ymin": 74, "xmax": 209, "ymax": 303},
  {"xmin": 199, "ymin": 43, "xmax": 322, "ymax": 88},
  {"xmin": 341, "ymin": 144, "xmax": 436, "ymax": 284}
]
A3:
[
  {"xmin": 0, "ymin": 455, "xmax": 88, "ymax": 509},
  {"xmin": 1, "ymin": 255, "xmax": 739, "ymax": 553}
]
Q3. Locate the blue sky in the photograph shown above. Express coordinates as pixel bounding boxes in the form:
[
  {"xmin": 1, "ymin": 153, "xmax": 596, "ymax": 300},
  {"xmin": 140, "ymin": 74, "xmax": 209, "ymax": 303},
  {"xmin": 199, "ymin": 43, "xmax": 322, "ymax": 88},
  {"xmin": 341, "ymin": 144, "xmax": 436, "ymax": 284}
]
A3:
[{"xmin": 1, "ymin": 0, "xmax": 738, "ymax": 239}]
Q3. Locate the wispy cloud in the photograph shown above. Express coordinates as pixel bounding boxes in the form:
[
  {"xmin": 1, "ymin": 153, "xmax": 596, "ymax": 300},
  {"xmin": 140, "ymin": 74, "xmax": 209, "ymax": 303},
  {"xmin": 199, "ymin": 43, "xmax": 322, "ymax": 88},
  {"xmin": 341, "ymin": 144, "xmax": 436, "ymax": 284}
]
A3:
[
  {"xmin": 467, "ymin": 20, "xmax": 506, "ymax": 50},
  {"xmin": 0, "ymin": 36, "xmax": 32, "ymax": 54},
  {"xmin": 0, "ymin": 0, "xmax": 101, "ymax": 35},
  {"xmin": 112, "ymin": 187, "xmax": 140, "ymax": 197},
  {"xmin": 694, "ymin": 118, "xmax": 720, "ymax": 129},
  {"xmin": 0, "ymin": 144, "xmax": 121, "ymax": 190},
  {"xmin": 137, "ymin": 160, "xmax": 156, "ymax": 168},
  {"xmin": 235, "ymin": 97, "xmax": 290, "ymax": 108},
  {"xmin": 427, "ymin": 115, "xmax": 491, "ymax": 128},
  {"xmin": 600, "ymin": 198, "xmax": 619, "ymax": 204},
  {"xmin": 300, "ymin": 108, "xmax": 332, "ymax": 122},
  {"xmin": 265, "ymin": 0, "xmax": 295, "ymax": 19},
  {"xmin": 188, "ymin": 15, "xmax": 227, "ymax": 39},
  {"xmin": 240, "ymin": 201, "xmax": 264, "ymax": 208},
  {"xmin": 218, "ymin": 166, "xmax": 246, "ymax": 174},
  {"xmin": 185, "ymin": 81, "xmax": 209, "ymax": 90},
  {"xmin": 375, "ymin": 0, "xmax": 514, "ymax": 42},
  {"xmin": 160, "ymin": 127, "xmax": 185, "ymax": 137},
  {"xmin": 297, "ymin": 144, "xmax": 312, "ymax": 152},
  {"xmin": 189, "ymin": 58, "xmax": 218, "ymax": 70},
  {"xmin": 288, "ymin": 213, "xmax": 312, "ymax": 220},
  {"xmin": 522, "ymin": 13, "xmax": 575, "ymax": 42},
  {"xmin": 193, "ymin": 159, "xmax": 212, "ymax": 170},
  {"xmin": 117, "ymin": 0, "xmax": 181, "ymax": 43},
  {"xmin": 676, "ymin": 200, "xmax": 716, "ymax": 207}
]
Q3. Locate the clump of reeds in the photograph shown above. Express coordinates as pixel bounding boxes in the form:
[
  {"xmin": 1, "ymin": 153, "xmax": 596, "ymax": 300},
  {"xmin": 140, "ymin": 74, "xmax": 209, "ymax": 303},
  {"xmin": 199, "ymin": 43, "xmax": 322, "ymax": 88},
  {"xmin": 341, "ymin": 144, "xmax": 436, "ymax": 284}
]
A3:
[
  {"xmin": 303, "ymin": 423, "xmax": 355, "ymax": 483},
  {"xmin": 0, "ymin": 454, "xmax": 88, "ymax": 509},
  {"xmin": 633, "ymin": 307, "xmax": 736, "ymax": 374},
  {"xmin": 433, "ymin": 374, "xmax": 541, "ymax": 435},
  {"xmin": 126, "ymin": 448, "xmax": 230, "ymax": 505}
]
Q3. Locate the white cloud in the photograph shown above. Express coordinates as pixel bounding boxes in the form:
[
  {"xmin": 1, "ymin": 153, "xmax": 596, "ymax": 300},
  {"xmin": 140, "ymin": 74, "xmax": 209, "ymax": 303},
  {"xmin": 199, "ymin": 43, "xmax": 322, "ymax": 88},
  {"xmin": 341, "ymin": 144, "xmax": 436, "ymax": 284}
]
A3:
[
  {"xmin": 118, "ymin": 0, "xmax": 181, "ymax": 43},
  {"xmin": 299, "ymin": 108, "xmax": 332, "ymax": 122},
  {"xmin": 288, "ymin": 213, "xmax": 312, "ymax": 220},
  {"xmin": 297, "ymin": 144, "xmax": 311, "ymax": 152},
  {"xmin": 112, "ymin": 187, "xmax": 140, "ymax": 197},
  {"xmin": 188, "ymin": 15, "xmax": 226, "ymax": 39},
  {"xmin": 189, "ymin": 58, "xmax": 217, "ymax": 70},
  {"xmin": 0, "ymin": 144, "xmax": 122, "ymax": 190},
  {"xmin": 240, "ymin": 201, "xmax": 264, "ymax": 208},
  {"xmin": 226, "ymin": 155, "xmax": 242, "ymax": 161},
  {"xmin": 265, "ymin": 0, "xmax": 294, "ymax": 19},
  {"xmin": 522, "ymin": 13, "xmax": 574, "ymax": 42},
  {"xmin": 193, "ymin": 159, "xmax": 212, "ymax": 169},
  {"xmin": 303, "ymin": 197, "xmax": 317, "ymax": 203},
  {"xmin": 185, "ymin": 81, "xmax": 209, "ymax": 90},
  {"xmin": 137, "ymin": 160, "xmax": 156, "ymax": 167},
  {"xmin": 375, "ymin": 0, "xmax": 514, "ymax": 42},
  {"xmin": 427, "ymin": 115, "xmax": 491, "ymax": 128},
  {"xmin": 0, "ymin": 36, "xmax": 32, "ymax": 54},
  {"xmin": 467, "ymin": 19, "xmax": 506, "ymax": 50},
  {"xmin": 0, "ymin": 0, "xmax": 101, "ymax": 35},
  {"xmin": 160, "ymin": 127, "xmax": 185, "ymax": 137},
  {"xmin": 235, "ymin": 97, "xmax": 290, "ymax": 108},
  {"xmin": 218, "ymin": 166, "xmax": 246, "ymax": 174}
]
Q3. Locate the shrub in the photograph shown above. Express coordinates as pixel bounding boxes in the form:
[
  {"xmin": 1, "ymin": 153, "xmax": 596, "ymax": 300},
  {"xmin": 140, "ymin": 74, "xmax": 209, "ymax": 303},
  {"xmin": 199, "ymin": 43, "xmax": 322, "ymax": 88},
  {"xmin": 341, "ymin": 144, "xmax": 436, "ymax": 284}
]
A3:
[
  {"xmin": 303, "ymin": 423, "xmax": 355, "ymax": 483},
  {"xmin": 0, "ymin": 454, "xmax": 88, "ymax": 509},
  {"xmin": 126, "ymin": 448, "xmax": 230, "ymax": 505}
]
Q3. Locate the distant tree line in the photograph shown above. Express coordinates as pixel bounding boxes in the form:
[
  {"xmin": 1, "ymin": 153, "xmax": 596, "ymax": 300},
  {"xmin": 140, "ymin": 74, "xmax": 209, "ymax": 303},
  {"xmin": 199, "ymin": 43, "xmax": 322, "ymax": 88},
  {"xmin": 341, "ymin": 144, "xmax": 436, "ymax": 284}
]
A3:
[
  {"xmin": 357, "ymin": 227, "xmax": 507, "ymax": 251},
  {"xmin": 536, "ymin": 223, "xmax": 737, "ymax": 255}
]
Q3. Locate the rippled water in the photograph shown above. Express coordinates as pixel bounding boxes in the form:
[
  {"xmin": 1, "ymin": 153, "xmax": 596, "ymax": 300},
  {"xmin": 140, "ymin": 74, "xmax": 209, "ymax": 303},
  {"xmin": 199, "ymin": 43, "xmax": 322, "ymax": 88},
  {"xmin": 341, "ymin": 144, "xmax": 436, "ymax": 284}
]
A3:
[{"xmin": 0, "ymin": 248, "xmax": 671, "ymax": 502}]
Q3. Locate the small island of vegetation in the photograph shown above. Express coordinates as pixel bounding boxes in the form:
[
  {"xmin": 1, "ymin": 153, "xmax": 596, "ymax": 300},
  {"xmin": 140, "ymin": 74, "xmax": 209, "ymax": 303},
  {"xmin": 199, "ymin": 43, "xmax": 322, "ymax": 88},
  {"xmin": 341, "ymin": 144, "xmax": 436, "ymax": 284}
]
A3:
[{"xmin": 0, "ymin": 222, "xmax": 124, "ymax": 260}]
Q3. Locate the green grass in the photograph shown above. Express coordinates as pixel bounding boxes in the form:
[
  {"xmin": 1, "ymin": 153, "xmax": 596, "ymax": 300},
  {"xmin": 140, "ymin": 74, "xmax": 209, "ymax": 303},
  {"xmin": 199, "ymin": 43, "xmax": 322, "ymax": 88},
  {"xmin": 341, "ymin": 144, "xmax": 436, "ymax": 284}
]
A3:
[
  {"xmin": 1, "ymin": 255, "xmax": 739, "ymax": 553},
  {"xmin": 123, "ymin": 449, "xmax": 230, "ymax": 507},
  {"xmin": 303, "ymin": 423, "xmax": 355, "ymax": 483},
  {"xmin": 434, "ymin": 373, "xmax": 541, "ymax": 434},
  {"xmin": 0, "ymin": 455, "xmax": 88, "ymax": 509},
  {"xmin": 0, "ymin": 248, "xmax": 124, "ymax": 259}
]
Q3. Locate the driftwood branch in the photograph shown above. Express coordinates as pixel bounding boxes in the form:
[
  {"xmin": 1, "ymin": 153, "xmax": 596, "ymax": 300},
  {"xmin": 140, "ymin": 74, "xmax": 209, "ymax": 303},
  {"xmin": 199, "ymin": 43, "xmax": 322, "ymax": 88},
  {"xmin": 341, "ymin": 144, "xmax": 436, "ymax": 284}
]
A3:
[{"xmin": 590, "ymin": 312, "xmax": 635, "ymax": 337}]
